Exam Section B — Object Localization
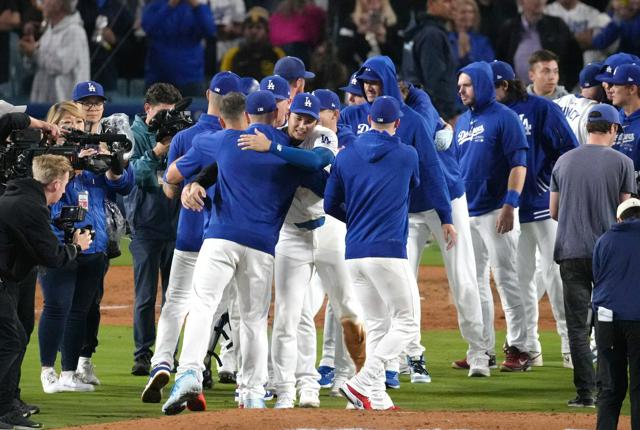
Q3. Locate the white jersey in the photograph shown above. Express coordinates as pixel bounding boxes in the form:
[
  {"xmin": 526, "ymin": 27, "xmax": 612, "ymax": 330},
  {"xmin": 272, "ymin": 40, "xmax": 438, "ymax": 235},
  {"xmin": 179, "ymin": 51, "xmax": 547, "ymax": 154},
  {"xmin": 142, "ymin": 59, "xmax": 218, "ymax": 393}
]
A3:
[
  {"xmin": 554, "ymin": 94, "xmax": 596, "ymax": 146},
  {"xmin": 284, "ymin": 125, "xmax": 339, "ymax": 225}
]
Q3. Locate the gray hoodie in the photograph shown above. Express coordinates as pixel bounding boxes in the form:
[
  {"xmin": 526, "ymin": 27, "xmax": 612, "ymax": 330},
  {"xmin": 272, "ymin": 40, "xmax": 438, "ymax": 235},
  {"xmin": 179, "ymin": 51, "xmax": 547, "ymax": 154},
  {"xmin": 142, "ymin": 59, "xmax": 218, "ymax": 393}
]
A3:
[
  {"xmin": 28, "ymin": 12, "xmax": 89, "ymax": 104},
  {"xmin": 526, "ymin": 83, "xmax": 569, "ymax": 101}
]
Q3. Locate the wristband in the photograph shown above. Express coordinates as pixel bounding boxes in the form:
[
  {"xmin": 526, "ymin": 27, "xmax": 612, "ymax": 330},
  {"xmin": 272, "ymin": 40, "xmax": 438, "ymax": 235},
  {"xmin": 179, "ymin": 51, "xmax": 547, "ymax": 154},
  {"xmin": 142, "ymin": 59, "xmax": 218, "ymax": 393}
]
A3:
[{"xmin": 504, "ymin": 190, "xmax": 520, "ymax": 208}]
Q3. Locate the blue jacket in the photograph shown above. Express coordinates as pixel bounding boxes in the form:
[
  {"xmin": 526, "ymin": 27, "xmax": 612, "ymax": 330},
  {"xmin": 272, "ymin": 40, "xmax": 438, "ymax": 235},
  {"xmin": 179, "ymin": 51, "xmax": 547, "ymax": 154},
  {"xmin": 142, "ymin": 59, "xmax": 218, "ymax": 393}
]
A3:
[
  {"xmin": 51, "ymin": 167, "xmax": 134, "ymax": 254},
  {"xmin": 454, "ymin": 62, "xmax": 529, "ymax": 217},
  {"xmin": 167, "ymin": 113, "xmax": 221, "ymax": 252},
  {"xmin": 125, "ymin": 115, "xmax": 180, "ymax": 240},
  {"xmin": 337, "ymin": 124, "xmax": 356, "ymax": 148},
  {"xmin": 142, "ymin": 1, "xmax": 216, "ymax": 86},
  {"xmin": 593, "ymin": 219, "xmax": 640, "ymax": 321},
  {"xmin": 339, "ymin": 55, "xmax": 452, "ymax": 223},
  {"xmin": 614, "ymin": 108, "xmax": 640, "ymax": 174},
  {"xmin": 592, "ymin": 14, "xmax": 640, "ymax": 58},
  {"xmin": 324, "ymin": 129, "xmax": 419, "ymax": 259},
  {"xmin": 448, "ymin": 31, "xmax": 496, "ymax": 69},
  {"xmin": 503, "ymin": 94, "xmax": 578, "ymax": 223}
]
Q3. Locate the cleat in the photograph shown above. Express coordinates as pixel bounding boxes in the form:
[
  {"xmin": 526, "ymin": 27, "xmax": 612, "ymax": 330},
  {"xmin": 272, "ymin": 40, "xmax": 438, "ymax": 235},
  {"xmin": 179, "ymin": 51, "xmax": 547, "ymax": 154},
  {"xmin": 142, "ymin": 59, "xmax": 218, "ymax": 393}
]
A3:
[
  {"xmin": 244, "ymin": 398, "xmax": 266, "ymax": 409},
  {"xmin": 317, "ymin": 365, "xmax": 335, "ymax": 388},
  {"xmin": 384, "ymin": 370, "xmax": 400, "ymax": 389},
  {"xmin": 340, "ymin": 382, "xmax": 372, "ymax": 410},
  {"xmin": 299, "ymin": 390, "xmax": 320, "ymax": 408},
  {"xmin": 567, "ymin": 396, "xmax": 595, "ymax": 408},
  {"xmin": 218, "ymin": 370, "xmax": 236, "ymax": 384},
  {"xmin": 452, "ymin": 357, "xmax": 470, "ymax": 370},
  {"xmin": 408, "ymin": 355, "xmax": 432, "ymax": 383},
  {"xmin": 500, "ymin": 346, "xmax": 531, "ymax": 372},
  {"xmin": 528, "ymin": 351, "xmax": 543, "ymax": 367},
  {"xmin": 162, "ymin": 370, "xmax": 201, "ymax": 416},
  {"xmin": 274, "ymin": 393, "xmax": 294, "ymax": 409},
  {"xmin": 187, "ymin": 392, "xmax": 206, "ymax": 411},
  {"xmin": 141, "ymin": 363, "xmax": 171, "ymax": 403}
]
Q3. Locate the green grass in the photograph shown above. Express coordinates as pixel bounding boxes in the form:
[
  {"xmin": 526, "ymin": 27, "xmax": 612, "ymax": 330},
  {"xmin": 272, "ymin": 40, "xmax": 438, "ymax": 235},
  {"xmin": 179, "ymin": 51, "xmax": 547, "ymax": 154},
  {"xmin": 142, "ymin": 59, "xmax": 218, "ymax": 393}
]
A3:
[
  {"xmin": 420, "ymin": 242, "xmax": 444, "ymax": 266},
  {"xmin": 110, "ymin": 237, "xmax": 133, "ymax": 267},
  {"xmin": 19, "ymin": 326, "xmax": 608, "ymax": 429}
]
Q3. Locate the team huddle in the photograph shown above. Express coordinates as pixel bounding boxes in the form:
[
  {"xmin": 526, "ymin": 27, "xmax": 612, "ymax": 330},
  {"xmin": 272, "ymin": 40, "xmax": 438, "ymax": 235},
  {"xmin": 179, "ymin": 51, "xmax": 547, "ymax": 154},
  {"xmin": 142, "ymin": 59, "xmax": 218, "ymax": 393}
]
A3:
[{"xmin": 134, "ymin": 52, "xmax": 634, "ymax": 413}]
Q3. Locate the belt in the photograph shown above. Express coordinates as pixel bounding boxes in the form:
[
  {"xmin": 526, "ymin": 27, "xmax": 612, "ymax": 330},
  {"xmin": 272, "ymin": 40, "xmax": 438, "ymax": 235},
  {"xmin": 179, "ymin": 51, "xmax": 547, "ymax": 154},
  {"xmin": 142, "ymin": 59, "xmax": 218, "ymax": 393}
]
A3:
[{"xmin": 294, "ymin": 216, "xmax": 325, "ymax": 231}]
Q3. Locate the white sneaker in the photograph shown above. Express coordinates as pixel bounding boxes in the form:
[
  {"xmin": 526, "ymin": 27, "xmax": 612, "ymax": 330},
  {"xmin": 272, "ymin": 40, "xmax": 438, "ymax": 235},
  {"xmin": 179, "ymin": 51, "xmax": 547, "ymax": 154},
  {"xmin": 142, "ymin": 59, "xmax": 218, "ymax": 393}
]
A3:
[
  {"xmin": 528, "ymin": 351, "xmax": 544, "ymax": 367},
  {"xmin": 468, "ymin": 356, "xmax": 491, "ymax": 377},
  {"xmin": 330, "ymin": 376, "xmax": 348, "ymax": 397},
  {"xmin": 563, "ymin": 353, "xmax": 574, "ymax": 369},
  {"xmin": 274, "ymin": 392, "xmax": 294, "ymax": 409},
  {"xmin": 298, "ymin": 390, "xmax": 320, "ymax": 408},
  {"xmin": 76, "ymin": 358, "xmax": 100, "ymax": 385},
  {"xmin": 41, "ymin": 367, "xmax": 60, "ymax": 394},
  {"xmin": 58, "ymin": 371, "xmax": 95, "ymax": 392}
]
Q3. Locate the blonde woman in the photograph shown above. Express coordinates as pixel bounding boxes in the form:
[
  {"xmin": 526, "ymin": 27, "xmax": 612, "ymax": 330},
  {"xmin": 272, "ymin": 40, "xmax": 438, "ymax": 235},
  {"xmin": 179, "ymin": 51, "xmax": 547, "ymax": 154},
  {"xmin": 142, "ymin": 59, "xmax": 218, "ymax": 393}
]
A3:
[
  {"xmin": 449, "ymin": 0, "xmax": 495, "ymax": 69},
  {"xmin": 46, "ymin": 101, "xmax": 86, "ymax": 144}
]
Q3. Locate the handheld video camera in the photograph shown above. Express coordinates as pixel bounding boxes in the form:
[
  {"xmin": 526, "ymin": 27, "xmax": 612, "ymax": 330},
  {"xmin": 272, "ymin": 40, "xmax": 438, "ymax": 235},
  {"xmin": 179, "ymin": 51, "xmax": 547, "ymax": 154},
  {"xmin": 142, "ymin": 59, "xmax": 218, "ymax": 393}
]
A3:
[
  {"xmin": 148, "ymin": 98, "xmax": 194, "ymax": 142},
  {"xmin": 53, "ymin": 206, "xmax": 95, "ymax": 244}
]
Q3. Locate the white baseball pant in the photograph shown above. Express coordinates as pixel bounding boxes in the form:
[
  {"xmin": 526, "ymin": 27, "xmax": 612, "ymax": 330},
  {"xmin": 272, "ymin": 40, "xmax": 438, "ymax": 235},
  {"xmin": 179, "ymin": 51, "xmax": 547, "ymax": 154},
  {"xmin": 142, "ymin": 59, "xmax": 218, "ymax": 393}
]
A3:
[
  {"xmin": 295, "ymin": 279, "xmax": 324, "ymax": 393},
  {"xmin": 177, "ymin": 238, "xmax": 273, "ymax": 401},
  {"xmin": 518, "ymin": 219, "xmax": 570, "ymax": 354},
  {"xmin": 469, "ymin": 208, "xmax": 527, "ymax": 353},
  {"xmin": 406, "ymin": 194, "xmax": 489, "ymax": 364},
  {"xmin": 318, "ymin": 301, "xmax": 337, "ymax": 368}
]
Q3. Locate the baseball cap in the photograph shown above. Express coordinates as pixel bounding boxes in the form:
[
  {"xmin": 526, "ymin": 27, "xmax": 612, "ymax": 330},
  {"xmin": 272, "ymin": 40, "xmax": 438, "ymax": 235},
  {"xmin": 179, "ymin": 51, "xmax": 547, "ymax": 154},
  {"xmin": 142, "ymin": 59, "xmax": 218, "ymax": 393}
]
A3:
[
  {"xmin": 72, "ymin": 81, "xmax": 106, "ymax": 101},
  {"xmin": 587, "ymin": 103, "xmax": 621, "ymax": 126},
  {"xmin": 240, "ymin": 77, "xmax": 260, "ymax": 96},
  {"xmin": 356, "ymin": 66, "xmax": 381, "ymax": 82},
  {"xmin": 274, "ymin": 56, "xmax": 315, "ymax": 81},
  {"xmin": 340, "ymin": 72, "xmax": 363, "ymax": 96},
  {"xmin": 260, "ymin": 75, "xmax": 290, "ymax": 100},
  {"xmin": 370, "ymin": 96, "xmax": 402, "ymax": 124},
  {"xmin": 290, "ymin": 93, "xmax": 320, "ymax": 120},
  {"xmin": 490, "ymin": 60, "xmax": 515, "ymax": 83},
  {"xmin": 209, "ymin": 71, "xmax": 241, "ymax": 95},
  {"xmin": 599, "ymin": 63, "xmax": 640, "ymax": 86},
  {"xmin": 246, "ymin": 90, "xmax": 276, "ymax": 115},
  {"xmin": 595, "ymin": 53, "xmax": 640, "ymax": 82},
  {"xmin": 312, "ymin": 89, "xmax": 340, "ymax": 111},
  {"xmin": 0, "ymin": 100, "xmax": 26, "ymax": 117},
  {"xmin": 617, "ymin": 198, "xmax": 640, "ymax": 219},
  {"xmin": 579, "ymin": 62, "xmax": 603, "ymax": 88}
]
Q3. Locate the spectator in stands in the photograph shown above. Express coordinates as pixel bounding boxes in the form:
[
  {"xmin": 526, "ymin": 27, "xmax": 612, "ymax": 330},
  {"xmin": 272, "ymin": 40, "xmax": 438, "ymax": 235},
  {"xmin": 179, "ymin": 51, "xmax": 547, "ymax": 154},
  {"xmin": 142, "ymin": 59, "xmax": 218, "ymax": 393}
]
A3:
[
  {"xmin": 141, "ymin": 0, "xmax": 216, "ymax": 97},
  {"xmin": 476, "ymin": 0, "xmax": 518, "ymax": 49},
  {"xmin": 207, "ymin": 0, "xmax": 245, "ymax": 76},
  {"xmin": 527, "ymin": 50, "xmax": 569, "ymax": 100},
  {"xmin": 269, "ymin": 0, "xmax": 326, "ymax": 66},
  {"xmin": 496, "ymin": 0, "xmax": 582, "ymax": 90},
  {"xmin": 309, "ymin": 40, "xmax": 348, "ymax": 92},
  {"xmin": 448, "ymin": 0, "xmax": 495, "ymax": 69},
  {"xmin": 0, "ymin": 0, "xmax": 20, "ymax": 95},
  {"xmin": 19, "ymin": 0, "xmax": 89, "ymax": 104},
  {"xmin": 77, "ymin": 0, "xmax": 134, "ymax": 93},
  {"xmin": 579, "ymin": 0, "xmax": 640, "ymax": 59},
  {"xmin": 337, "ymin": 0, "xmax": 402, "ymax": 76},
  {"xmin": 220, "ymin": 7, "xmax": 285, "ymax": 81},
  {"xmin": 545, "ymin": 0, "xmax": 612, "ymax": 64}
]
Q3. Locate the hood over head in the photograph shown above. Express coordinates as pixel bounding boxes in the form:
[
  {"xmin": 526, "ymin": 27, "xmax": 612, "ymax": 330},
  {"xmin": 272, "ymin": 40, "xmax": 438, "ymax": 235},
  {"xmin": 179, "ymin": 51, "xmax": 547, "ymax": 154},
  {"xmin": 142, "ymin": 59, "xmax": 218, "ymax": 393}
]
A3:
[
  {"xmin": 459, "ymin": 61, "xmax": 495, "ymax": 110},
  {"xmin": 355, "ymin": 56, "xmax": 404, "ymax": 105}
]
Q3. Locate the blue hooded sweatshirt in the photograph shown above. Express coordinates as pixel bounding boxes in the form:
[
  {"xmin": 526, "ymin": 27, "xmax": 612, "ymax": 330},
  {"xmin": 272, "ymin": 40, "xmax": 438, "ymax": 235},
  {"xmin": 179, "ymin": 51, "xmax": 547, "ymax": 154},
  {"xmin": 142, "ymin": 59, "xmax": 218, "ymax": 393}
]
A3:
[
  {"xmin": 337, "ymin": 124, "xmax": 356, "ymax": 148},
  {"xmin": 454, "ymin": 62, "xmax": 529, "ymax": 217},
  {"xmin": 593, "ymin": 219, "xmax": 640, "ymax": 321},
  {"xmin": 339, "ymin": 55, "xmax": 452, "ymax": 224},
  {"xmin": 324, "ymin": 129, "xmax": 419, "ymax": 259},
  {"xmin": 503, "ymin": 94, "xmax": 578, "ymax": 223},
  {"xmin": 167, "ymin": 113, "xmax": 222, "ymax": 252},
  {"xmin": 613, "ymin": 107, "xmax": 640, "ymax": 175}
]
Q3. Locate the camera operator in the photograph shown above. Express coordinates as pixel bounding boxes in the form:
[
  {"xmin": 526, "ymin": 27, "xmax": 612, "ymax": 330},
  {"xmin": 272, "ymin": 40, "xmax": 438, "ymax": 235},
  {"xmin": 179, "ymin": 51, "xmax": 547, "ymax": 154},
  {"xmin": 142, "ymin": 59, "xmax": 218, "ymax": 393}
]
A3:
[
  {"xmin": 38, "ymin": 101, "xmax": 134, "ymax": 395},
  {"xmin": 0, "ymin": 100, "xmax": 60, "ymax": 144},
  {"xmin": 0, "ymin": 154, "xmax": 91, "ymax": 430}
]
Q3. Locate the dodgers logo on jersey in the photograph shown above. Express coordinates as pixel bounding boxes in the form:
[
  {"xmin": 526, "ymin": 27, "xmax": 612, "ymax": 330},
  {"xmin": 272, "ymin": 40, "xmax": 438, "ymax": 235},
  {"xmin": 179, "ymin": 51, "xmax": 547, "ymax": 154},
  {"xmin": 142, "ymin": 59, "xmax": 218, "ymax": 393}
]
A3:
[
  {"xmin": 321, "ymin": 134, "xmax": 330, "ymax": 145},
  {"xmin": 304, "ymin": 97, "xmax": 312, "ymax": 107},
  {"xmin": 518, "ymin": 114, "xmax": 532, "ymax": 136},
  {"xmin": 267, "ymin": 80, "xmax": 275, "ymax": 90},
  {"xmin": 457, "ymin": 124, "xmax": 485, "ymax": 145},
  {"xmin": 357, "ymin": 123, "xmax": 370, "ymax": 134}
]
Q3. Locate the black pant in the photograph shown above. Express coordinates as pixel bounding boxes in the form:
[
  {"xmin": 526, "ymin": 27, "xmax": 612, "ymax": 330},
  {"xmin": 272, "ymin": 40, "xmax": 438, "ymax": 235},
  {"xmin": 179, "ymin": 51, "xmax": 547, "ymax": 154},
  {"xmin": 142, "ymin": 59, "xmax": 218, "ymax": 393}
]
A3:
[
  {"xmin": 0, "ymin": 283, "xmax": 27, "ymax": 416},
  {"xmin": 596, "ymin": 319, "xmax": 640, "ymax": 430},
  {"xmin": 560, "ymin": 258, "xmax": 596, "ymax": 399},
  {"xmin": 8, "ymin": 269, "xmax": 36, "ymax": 401},
  {"xmin": 80, "ymin": 256, "xmax": 109, "ymax": 358}
]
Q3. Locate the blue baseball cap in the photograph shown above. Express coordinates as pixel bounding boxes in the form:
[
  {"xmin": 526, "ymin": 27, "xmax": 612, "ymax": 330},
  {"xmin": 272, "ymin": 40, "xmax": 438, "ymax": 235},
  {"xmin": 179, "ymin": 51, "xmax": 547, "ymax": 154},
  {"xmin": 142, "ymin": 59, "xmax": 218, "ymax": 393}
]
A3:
[
  {"xmin": 587, "ymin": 103, "xmax": 622, "ymax": 126},
  {"xmin": 490, "ymin": 60, "xmax": 515, "ymax": 83},
  {"xmin": 357, "ymin": 66, "xmax": 382, "ymax": 83},
  {"xmin": 340, "ymin": 72, "xmax": 363, "ymax": 96},
  {"xmin": 209, "ymin": 71, "xmax": 241, "ymax": 95},
  {"xmin": 260, "ymin": 75, "xmax": 290, "ymax": 100},
  {"xmin": 246, "ymin": 90, "xmax": 276, "ymax": 115},
  {"xmin": 579, "ymin": 62, "xmax": 603, "ymax": 88},
  {"xmin": 312, "ymin": 89, "xmax": 340, "ymax": 111},
  {"xmin": 72, "ymin": 81, "xmax": 106, "ymax": 101},
  {"xmin": 290, "ymin": 93, "xmax": 320, "ymax": 120},
  {"xmin": 370, "ymin": 96, "xmax": 402, "ymax": 124},
  {"xmin": 240, "ymin": 77, "xmax": 260, "ymax": 95},
  {"xmin": 599, "ymin": 63, "xmax": 640, "ymax": 86},
  {"xmin": 595, "ymin": 53, "xmax": 640, "ymax": 82},
  {"xmin": 274, "ymin": 56, "xmax": 315, "ymax": 81}
]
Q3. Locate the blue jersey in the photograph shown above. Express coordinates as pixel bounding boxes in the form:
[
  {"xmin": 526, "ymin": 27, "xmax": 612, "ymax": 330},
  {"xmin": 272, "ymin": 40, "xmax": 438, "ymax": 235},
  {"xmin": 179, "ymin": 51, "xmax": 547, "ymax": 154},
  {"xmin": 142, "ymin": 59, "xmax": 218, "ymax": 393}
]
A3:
[
  {"xmin": 338, "ymin": 55, "xmax": 452, "ymax": 224},
  {"xmin": 167, "ymin": 114, "xmax": 222, "ymax": 251},
  {"xmin": 614, "ymin": 107, "xmax": 640, "ymax": 176},
  {"xmin": 336, "ymin": 124, "xmax": 356, "ymax": 148},
  {"xmin": 454, "ymin": 61, "xmax": 529, "ymax": 217},
  {"xmin": 324, "ymin": 129, "xmax": 419, "ymax": 259},
  {"xmin": 504, "ymin": 95, "xmax": 578, "ymax": 223}
]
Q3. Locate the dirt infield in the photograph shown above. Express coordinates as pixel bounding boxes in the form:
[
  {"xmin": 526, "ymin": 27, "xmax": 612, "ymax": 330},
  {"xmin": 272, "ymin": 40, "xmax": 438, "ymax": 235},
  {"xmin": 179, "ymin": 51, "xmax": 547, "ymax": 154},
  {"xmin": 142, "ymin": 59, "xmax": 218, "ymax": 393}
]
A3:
[{"xmin": 61, "ymin": 409, "xmax": 625, "ymax": 430}]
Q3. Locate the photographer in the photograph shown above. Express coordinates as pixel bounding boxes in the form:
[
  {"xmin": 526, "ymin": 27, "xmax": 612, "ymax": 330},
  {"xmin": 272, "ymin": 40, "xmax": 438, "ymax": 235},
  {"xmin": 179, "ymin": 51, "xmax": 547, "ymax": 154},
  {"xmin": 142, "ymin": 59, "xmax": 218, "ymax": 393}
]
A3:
[
  {"xmin": 0, "ymin": 154, "xmax": 91, "ymax": 429},
  {"xmin": 0, "ymin": 100, "xmax": 60, "ymax": 144},
  {"xmin": 38, "ymin": 101, "xmax": 134, "ymax": 395}
]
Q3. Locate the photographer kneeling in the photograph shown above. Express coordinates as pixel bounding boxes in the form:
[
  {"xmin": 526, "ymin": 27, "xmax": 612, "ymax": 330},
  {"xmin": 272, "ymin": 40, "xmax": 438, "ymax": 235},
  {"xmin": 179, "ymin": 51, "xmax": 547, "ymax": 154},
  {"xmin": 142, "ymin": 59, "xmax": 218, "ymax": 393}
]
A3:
[
  {"xmin": 0, "ymin": 155, "xmax": 92, "ymax": 430},
  {"xmin": 38, "ymin": 102, "xmax": 134, "ymax": 394}
]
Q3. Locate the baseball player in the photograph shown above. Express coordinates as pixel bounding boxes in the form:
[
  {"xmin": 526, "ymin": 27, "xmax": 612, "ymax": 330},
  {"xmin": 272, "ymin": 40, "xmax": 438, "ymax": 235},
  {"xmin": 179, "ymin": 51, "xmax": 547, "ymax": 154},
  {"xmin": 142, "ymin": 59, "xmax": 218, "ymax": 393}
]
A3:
[
  {"xmin": 260, "ymin": 75, "xmax": 291, "ymax": 127},
  {"xmin": 455, "ymin": 61, "xmax": 529, "ymax": 372},
  {"xmin": 237, "ymin": 92, "xmax": 365, "ymax": 409},
  {"xmin": 595, "ymin": 53, "xmax": 640, "ymax": 103},
  {"xmin": 161, "ymin": 90, "xmax": 327, "ymax": 413},
  {"xmin": 490, "ymin": 61, "xmax": 578, "ymax": 368},
  {"xmin": 325, "ymin": 96, "xmax": 420, "ymax": 410},
  {"xmin": 340, "ymin": 72, "xmax": 366, "ymax": 106},
  {"xmin": 339, "ymin": 55, "xmax": 454, "ymax": 385},
  {"xmin": 274, "ymin": 56, "xmax": 314, "ymax": 99}
]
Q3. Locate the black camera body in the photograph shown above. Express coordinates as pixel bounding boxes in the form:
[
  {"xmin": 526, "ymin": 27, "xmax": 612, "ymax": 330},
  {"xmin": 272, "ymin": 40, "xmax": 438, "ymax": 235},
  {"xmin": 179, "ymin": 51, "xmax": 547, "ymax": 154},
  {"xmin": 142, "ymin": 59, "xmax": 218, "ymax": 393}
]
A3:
[
  {"xmin": 53, "ymin": 206, "xmax": 95, "ymax": 244},
  {"xmin": 147, "ymin": 98, "xmax": 194, "ymax": 142}
]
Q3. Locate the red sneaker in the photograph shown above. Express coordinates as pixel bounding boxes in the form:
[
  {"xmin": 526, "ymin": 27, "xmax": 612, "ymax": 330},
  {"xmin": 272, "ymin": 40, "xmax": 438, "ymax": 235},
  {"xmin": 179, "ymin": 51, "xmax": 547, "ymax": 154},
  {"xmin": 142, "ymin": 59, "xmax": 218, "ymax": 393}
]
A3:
[
  {"xmin": 339, "ymin": 382, "xmax": 372, "ymax": 410},
  {"xmin": 451, "ymin": 358, "xmax": 470, "ymax": 370},
  {"xmin": 500, "ymin": 347, "xmax": 531, "ymax": 372},
  {"xmin": 187, "ymin": 392, "xmax": 206, "ymax": 411}
]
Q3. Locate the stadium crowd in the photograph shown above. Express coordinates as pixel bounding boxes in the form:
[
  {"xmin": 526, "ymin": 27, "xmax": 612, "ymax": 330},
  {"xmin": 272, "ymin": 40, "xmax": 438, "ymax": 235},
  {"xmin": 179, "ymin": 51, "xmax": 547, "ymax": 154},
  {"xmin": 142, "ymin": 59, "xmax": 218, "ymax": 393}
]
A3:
[{"xmin": 0, "ymin": 0, "xmax": 640, "ymax": 430}]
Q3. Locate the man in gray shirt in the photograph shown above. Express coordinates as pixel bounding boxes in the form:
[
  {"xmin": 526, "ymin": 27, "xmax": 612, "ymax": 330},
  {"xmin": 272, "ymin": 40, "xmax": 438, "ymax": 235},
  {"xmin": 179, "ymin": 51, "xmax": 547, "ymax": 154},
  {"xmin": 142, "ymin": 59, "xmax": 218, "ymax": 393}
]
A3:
[{"xmin": 550, "ymin": 103, "xmax": 636, "ymax": 409}]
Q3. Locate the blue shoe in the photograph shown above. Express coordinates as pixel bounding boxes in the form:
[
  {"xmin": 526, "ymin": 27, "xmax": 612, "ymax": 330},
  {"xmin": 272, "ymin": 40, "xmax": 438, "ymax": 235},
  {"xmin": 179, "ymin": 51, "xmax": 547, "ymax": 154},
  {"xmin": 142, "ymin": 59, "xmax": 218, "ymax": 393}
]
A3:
[
  {"xmin": 244, "ymin": 397, "xmax": 266, "ymax": 409},
  {"xmin": 385, "ymin": 370, "xmax": 400, "ymax": 389},
  {"xmin": 317, "ymin": 366, "xmax": 335, "ymax": 388},
  {"xmin": 161, "ymin": 370, "xmax": 202, "ymax": 415}
]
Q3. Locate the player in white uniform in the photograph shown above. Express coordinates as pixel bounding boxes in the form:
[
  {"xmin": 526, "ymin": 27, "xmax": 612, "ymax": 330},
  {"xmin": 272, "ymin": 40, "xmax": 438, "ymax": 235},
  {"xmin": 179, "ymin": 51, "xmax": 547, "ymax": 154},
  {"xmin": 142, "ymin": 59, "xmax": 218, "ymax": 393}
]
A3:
[{"xmin": 237, "ymin": 93, "xmax": 365, "ymax": 409}]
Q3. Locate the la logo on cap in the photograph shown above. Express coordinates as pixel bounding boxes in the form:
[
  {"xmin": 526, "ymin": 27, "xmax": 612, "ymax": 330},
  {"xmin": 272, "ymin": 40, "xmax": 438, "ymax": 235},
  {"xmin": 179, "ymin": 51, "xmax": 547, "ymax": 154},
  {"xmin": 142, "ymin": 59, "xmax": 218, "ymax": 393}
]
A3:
[
  {"xmin": 258, "ymin": 107, "xmax": 264, "ymax": 112},
  {"xmin": 607, "ymin": 66, "xmax": 613, "ymax": 73},
  {"xmin": 267, "ymin": 80, "xmax": 275, "ymax": 90},
  {"xmin": 304, "ymin": 97, "xmax": 312, "ymax": 107},
  {"xmin": 351, "ymin": 77, "xmax": 357, "ymax": 85},
  {"xmin": 497, "ymin": 74, "xmax": 503, "ymax": 79},
  {"xmin": 88, "ymin": 83, "xmax": 96, "ymax": 92},
  {"xmin": 629, "ymin": 77, "xmax": 635, "ymax": 82},
  {"xmin": 215, "ymin": 87, "xmax": 221, "ymax": 92}
]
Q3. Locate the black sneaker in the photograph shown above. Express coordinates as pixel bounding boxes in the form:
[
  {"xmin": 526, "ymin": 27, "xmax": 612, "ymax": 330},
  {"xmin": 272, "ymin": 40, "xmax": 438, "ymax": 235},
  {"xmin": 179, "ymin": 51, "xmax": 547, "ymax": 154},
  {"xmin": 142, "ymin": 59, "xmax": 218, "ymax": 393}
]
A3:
[
  {"xmin": 488, "ymin": 354, "xmax": 497, "ymax": 369},
  {"xmin": 1, "ymin": 409, "xmax": 43, "ymax": 428},
  {"xmin": 218, "ymin": 370, "xmax": 236, "ymax": 384},
  {"xmin": 202, "ymin": 354, "xmax": 213, "ymax": 389},
  {"xmin": 131, "ymin": 356, "xmax": 151, "ymax": 376},
  {"xmin": 567, "ymin": 396, "xmax": 595, "ymax": 408},
  {"xmin": 13, "ymin": 398, "xmax": 40, "ymax": 417}
]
